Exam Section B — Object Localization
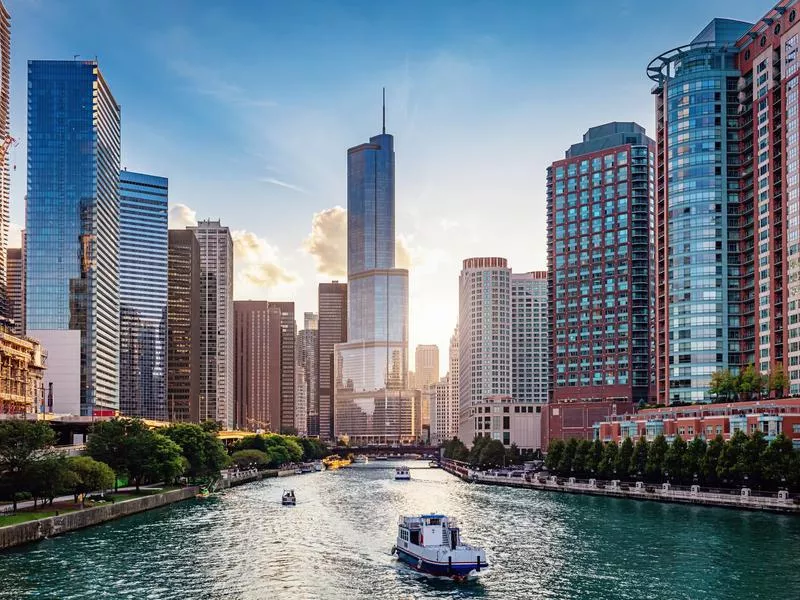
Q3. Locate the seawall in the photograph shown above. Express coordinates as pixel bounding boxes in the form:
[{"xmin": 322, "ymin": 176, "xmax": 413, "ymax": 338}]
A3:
[
  {"xmin": 441, "ymin": 461, "xmax": 800, "ymax": 514},
  {"xmin": 0, "ymin": 487, "xmax": 197, "ymax": 551}
]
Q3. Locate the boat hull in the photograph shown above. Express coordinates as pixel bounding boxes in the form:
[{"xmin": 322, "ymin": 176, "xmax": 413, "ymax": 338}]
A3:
[{"xmin": 395, "ymin": 547, "xmax": 487, "ymax": 577}]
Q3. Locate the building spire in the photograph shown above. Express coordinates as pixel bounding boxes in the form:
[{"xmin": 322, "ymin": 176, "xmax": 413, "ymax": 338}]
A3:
[{"xmin": 382, "ymin": 87, "xmax": 386, "ymax": 134}]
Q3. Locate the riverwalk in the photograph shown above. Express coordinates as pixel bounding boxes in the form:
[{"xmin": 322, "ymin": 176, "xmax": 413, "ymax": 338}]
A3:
[{"xmin": 441, "ymin": 460, "xmax": 800, "ymax": 514}]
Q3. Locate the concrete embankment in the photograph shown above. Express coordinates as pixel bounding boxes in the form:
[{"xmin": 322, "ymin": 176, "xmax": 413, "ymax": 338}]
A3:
[
  {"xmin": 441, "ymin": 462, "xmax": 800, "ymax": 514},
  {"xmin": 0, "ymin": 487, "xmax": 198, "ymax": 551}
]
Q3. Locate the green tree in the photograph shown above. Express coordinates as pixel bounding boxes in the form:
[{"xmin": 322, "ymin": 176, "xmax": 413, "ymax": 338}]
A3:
[
  {"xmin": 200, "ymin": 420, "xmax": 222, "ymax": 434},
  {"xmin": 86, "ymin": 418, "xmax": 149, "ymax": 490},
  {"xmin": 572, "ymin": 440, "xmax": 592, "ymax": 477},
  {"xmin": 629, "ymin": 436, "xmax": 649, "ymax": 480},
  {"xmin": 230, "ymin": 449, "xmax": 271, "ymax": 469},
  {"xmin": 27, "ymin": 454, "xmax": 76, "ymax": 508},
  {"xmin": 710, "ymin": 369, "xmax": 737, "ymax": 402},
  {"xmin": 718, "ymin": 430, "xmax": 748, "ymax": 484},
  {"xmin": 597, "ymin": 441, "xmax": 618, "ymax": 479},
  {"xmin": 544, "ymin": 440, "xmax": 565, "ymax": 473},
  {"xmin": 587, "ymin": 438, "xmax": 604, "ymax": 476},
  {"xmin": 163, "ymin": 423, "xmax": 228, "ymax": 480},
  {"xmin": 664, "ymin": 435, "xmax": 687, "ymax": 483},
  {"xmin": 702, "ymin": 435, "xmax": 725, "ymax": 485},
  {"xmin": 144, "ymin": 434, "xmax": 187, "ymax": 486},
  {"xmin": 469, "ymin": 436, "xmax": 491, "ymax": 466},
  {"xmin": 443, "ymin": 438, "xmax": 468, "ymax": 462},
  {"xmin": 684, "ymin": 437, "xmax": 707, "ymax": 484},
  {"xmin": 557, "ymin": 438, "xmax": 578, "ymax": 476},
  {"xmin": 298, "ymin": 437, "xmax": 328, "ymax": 461},
  {"xmin": 616, "ymin": 437, "xmax": 634, "ymax": 479},
  {"xmin": 762, "ymin": 433, "xmax": 798, "ymax": 489},
  {"xmin": 768, "ymin": 365, "xmax": 789, "ymax": 398},
  {"xmin": 738, "ymin": 430, "xmax": 768, "ymax": 487},
  {"xmin": 0, "ymin": 419, "xmax": 57, "ymax": 511},
  {"xmin": 646, "ymin": 434, "xmax": 668, "ymax": 481},
  {"xmin": 68, "ymin": 456, "xmax": 115, "ymax": 506},
  {"xmin": 737, "ymin": 365, "xmax": 761, "ymax": 401},
  {"xmin": 505, "ymin": 443, "xmax": 522, "ymax": 466},
  {"xmin": 478, "ymin": 440, "xmax": 506, "ymax": 468}
]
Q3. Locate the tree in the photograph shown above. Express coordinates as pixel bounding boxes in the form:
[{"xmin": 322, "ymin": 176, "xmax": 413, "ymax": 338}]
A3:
[
  {"xmin": 615, "ymin": 437, "xmax": 634, "ymax": 479},
  {"xmin": 762, "ymin": 434, "xmax": 799, "ymax": 489},
  {"xmin": 664, "ymin": 435, "xmax": 687, "ymax": 483},
  {"xmin": 557, "ymin": 438, "xmax": 578, "ymax": 476},
  {"xmin": 200, "ymin": 420, "xmax": 222, "ymax": 434},
  {"xmin": 505, "ymin": 443, "xmax": 522, "ymax": 466},
  {"xmin": 738, "ymin": 430, "xmax": 768, "ymax": 487},
  {"xmin": 443, "ymin": 438, "xmax": 468, "ymax": 462},
  {"xmin": 587, "ymin": 438, "xmax": 604, "ymax": 476},
  {"xmin": 144, "ymin": 434, "xmax": 187, "ymax": 486},
  {"xmin": 702, "ymin": 435, "xmax": 725, "ymax": 485},
  {"xmin": 630, "ymin": 436, "xmax": 648, "ymax": 480},
  {"xmin": 299, "ymin": 437, "xmax": 328, "ymax": 461},
  {"xmin": 86, "ymin": 418, "xmax": 149, "ymax": 490},
  {"xmin": 469, "ymin": 436, "xmax": 491, "ymax": 466},
  {"xmin": 230, "ymin": 450, "xmax": 270, "ymax": 469},
  {"xmin": 478, "ymin": 440, "xmax": 506, "ymax": 468},
  {"xmin": 597, "ymin": 441, "xmax": 618, "ymax": 479},
  {"xmin": 768, "ymin": 364, "xmax": 789, "ymax": 398},
  {"xmin": 684, "ymin": 437, "xmax": 707, "ymax": 484},
  {"xmin": 572, "ymin": 440, "xmax": 592, "ymax": 477},
  {"xmin": 646, "ymin": 435, "xmax": 668, "ymax": 482},
  {"xmin": 737, "ymin": 365, "xmax": 761, "ymax": 401},
  {"xmin": 544, "ymin": 440, "xmax": 565, "ymax": 473},
  {"xmin": 27, "ymin": 454, "xmax": 76, "ymax": 508},
  {"xmin": 718, "ymin": 430, "xmax": 748, "ymax": 484},
  {"xmin": 163, "ymin": 423, "xmax": 228, "ymax": 480},
  {"xmin": 0, "ymin": 419, "xmax": 57, "ymax": 511},
  {"xmin": 68, "ymin": 456, "xmax": 115, "ymax": 506},
  {"xmin": 710, "ymin": 369, "xmax": 737, "ymax": 402}
]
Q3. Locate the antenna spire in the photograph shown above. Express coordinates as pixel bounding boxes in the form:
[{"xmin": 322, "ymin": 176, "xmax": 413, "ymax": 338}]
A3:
[{"xmin": 382, "ymin": 87, "xmax": 386, "ymax": 134}]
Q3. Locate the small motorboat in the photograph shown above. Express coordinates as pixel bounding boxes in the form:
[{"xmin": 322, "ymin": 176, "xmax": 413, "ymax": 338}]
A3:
[
  {"xmin": 352, "ymin": 454, "xmax": 368, "ymax": 464},
  {"xmin": 395, "ymin": 466, "xmax": 411, "ymax": 481},
  {"xmin": 282, "ymin": 489, "xmax": 296, "ymax": 506},
  {"xmin": 428, "ymin": 461, "xmax": 440, "ymax": 469},
  {"xmin": 195, "ymin": 487, "xmax": 211, "ymax": 499},
  {"xmin": 313, "ymin": 461, "xmax": 324, "ymax": 472},
  {"xmin": 294, "ymin": 467, "xmax": 303, "ymax": 475},
  {"xmin": 393, "ymin": 514, "xmax": 488, "ymax": 579},
  {"xmin": 300, "ymin": 463, "xmax": 314, "ymax": 473}
]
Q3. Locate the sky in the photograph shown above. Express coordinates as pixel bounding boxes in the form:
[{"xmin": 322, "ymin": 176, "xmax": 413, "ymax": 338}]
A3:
[{"xmin": 6, "ymin": 0, "xmax": 763, "ymax": 375}]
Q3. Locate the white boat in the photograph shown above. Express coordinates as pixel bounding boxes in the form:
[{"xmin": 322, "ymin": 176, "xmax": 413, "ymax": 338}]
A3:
[
  {"xmin": 428, "ymin": 461, "xmax": 440, "ymax": 468},
  {"xmin": 313, "ymin": 461, "xmax": 324, "ymax": 472},
  {"xmin": 395, "ymin": 466, "xmax": 411, "ymax": 481},
  {"xmin": 300, "ymin": 463, "xmax": 314, "ymax": 473},
  {"xmin": 352, "ymin": 454, "xmax": 368, "ymax": 464},
  {"xmin": 393, "ymin": 514, "xmax": 488, "ymax": 579},
  {"xmin": 282, "ymin": 490, "xmax": 296, "ymax": 506},
  {"xmin": 374, "ymin": 456, "xmax": 388, "ymax": 461},
  {"xmin": 294, "ymin": 467, "xmax": 303, "ymax": 475}
]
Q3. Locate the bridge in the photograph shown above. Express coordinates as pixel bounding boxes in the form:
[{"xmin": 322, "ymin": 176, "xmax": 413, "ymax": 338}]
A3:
[{"xmin": 329, "ymin": 445, "xmax": 440, "ymax": 457}]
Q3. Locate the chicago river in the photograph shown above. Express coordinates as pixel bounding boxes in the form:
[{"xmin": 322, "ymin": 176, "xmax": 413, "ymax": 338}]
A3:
[{"xmin": 1, "ymin": 461, "xmax": 798, "ymax": 599}]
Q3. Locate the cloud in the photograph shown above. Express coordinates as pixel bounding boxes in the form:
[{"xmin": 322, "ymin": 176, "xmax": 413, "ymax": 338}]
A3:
[
  {"xmin": 396, "ymin": 235, "xmax": 413, "ymax": 269},
  {"xmin": 233, "ymin": 230, "xmax": 299, "ymax": 290},
  {"xmin": 259, "ymin": 177, "xmax": 306, "ymax": 194},
  {"xmin": 169, "ymin": 203, "xmax": 197, "ymax": 229},
  {"xmin": 303, "ymin": 206, "xmax": 347, "ymax": 277}
]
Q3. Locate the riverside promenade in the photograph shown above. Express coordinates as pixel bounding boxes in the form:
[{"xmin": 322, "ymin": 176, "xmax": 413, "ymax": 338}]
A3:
[{"xmin": 441, "ymin": 460, "xmax": 800, "ymax": 514}]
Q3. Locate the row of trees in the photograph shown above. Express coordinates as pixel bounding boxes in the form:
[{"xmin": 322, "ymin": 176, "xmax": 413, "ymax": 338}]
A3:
[
  {"xmin": 442, "ymin": 437, "xmax": 527, "ymax": 469},
  {"xmin": 229, "ymin": 433, "xmax": 327, "ymax": 468},
  {"xmin": 709, "ymin": 365, "xmax": 788, "ymax": 402},
  {"xmin": 545, "ymin": 431, "xmax": 800, "ymax": 490}
]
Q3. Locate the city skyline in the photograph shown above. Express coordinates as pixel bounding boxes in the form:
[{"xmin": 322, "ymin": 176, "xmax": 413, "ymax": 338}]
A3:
[{"xmin": 2, "ymin": 0, "xmax": 760, "ymax": 367}]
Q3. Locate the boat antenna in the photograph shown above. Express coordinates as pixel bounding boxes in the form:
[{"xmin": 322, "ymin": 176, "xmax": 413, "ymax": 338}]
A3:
[{"xmin": 382, "ymin": 87, "xmax": 386, "ymax": 134}]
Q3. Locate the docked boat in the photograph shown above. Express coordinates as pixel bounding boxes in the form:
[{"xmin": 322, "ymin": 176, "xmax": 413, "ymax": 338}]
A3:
[
  {"xmin": 428, "ymin": 461, "xmax": 440, "ymax": 468},
  {"xmin": 300, "ymin": 463, "xmax": 314, "ymax": 473},
  {"xmin": 294, "ymin": 467, "xmax": 303, "ymax": 475},
  {"xmin": 313, "ymin": 460, "xmax": 324, "ymax": 472},
  {"xmin": 395, "ymin": 466, "xmax": 411, "ymax": 481},
  {"xmin": 352, "ymin": 454, "xmax": 368, "ymax": 464},
  {"xmin": 195, "ymin": 487, "xmax": 211, "ymax": 499},
  {"xmin": 373, "ymin": 455, "xmax": 388, "ymax": 461},
  {"xmin": 282, "ymin": 489, "xmax": 296, "ymax": 506},
  {"xmin": 393, "ymin": 514, "xmax": 488, "ymax": 579}
]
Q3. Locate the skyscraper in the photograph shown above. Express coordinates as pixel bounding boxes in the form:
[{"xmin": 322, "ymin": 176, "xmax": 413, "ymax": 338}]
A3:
[
  {"xmin": 118, "ymin": 170, "xmax": 168, "ymax": 420},
  {"xmin": 414, "ymin": 345, "xmax": 440, "ymax": 389},
  {"xmin": 317, "ymin": 281, "xmax": 347, "ymax": 439},
  {"xmin": 546, "ymin": 123, "xmax": 654, "ymax": 406},
  {"xmin": 0, "ymin": 2, "xmax": 10, "ymax": 319},
  {"xmin": 271, "ymin": 301, "xmax": 296, "ymax": 433},
  {"xmin": 26, "ymin": 60, "xmax": 121, "ymax": 416},
  {"xmin": 189, "ymin": 220, "xmax": 234, "ymax": 428},
  {"xmin": 511, "ymin": 271, "xmax": 548, "ymax": 404},
  {"xmin": 297, "ymin": 312, "xmax": 318, "ymax": 435},
  {"xmin": 167, "ymin": 230, "xmax": 200, "ymax": 422},
  {"xmin": 333, "ymin": 97, "xmax": 418, "ymax": 444},
  {"xmin": 7, "ymin": 241, "xmax": 23, "ymax": 335},
  {"xmin": 233, "ymin": 301, "xmax": 281, "ymax": 431}
]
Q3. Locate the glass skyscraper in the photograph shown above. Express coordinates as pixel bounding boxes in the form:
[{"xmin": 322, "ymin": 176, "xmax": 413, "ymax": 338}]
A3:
[
  {"xmin": 26, "ymin": 60, "xmax": 121, "ymax": 415},
  {"xmin": 333, "ymin": 109, "xmax": 419, "ymax": 444},
  {"xmin": 119, "ymin": 170, "xmax": 168, "ymax": 420}
]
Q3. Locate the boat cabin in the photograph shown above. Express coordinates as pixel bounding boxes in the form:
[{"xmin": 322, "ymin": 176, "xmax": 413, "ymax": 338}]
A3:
[{"xmin": 398, "ymin": 514, "xmax": 461, "ymax": 549}]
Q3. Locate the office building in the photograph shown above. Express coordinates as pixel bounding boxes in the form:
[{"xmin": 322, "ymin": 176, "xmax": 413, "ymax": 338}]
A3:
[
  {"xmin": 234, "ymin": 301, "xmax": 281, "ymax": 431},
  {"xmin": 318, "ymin": 281, "xmax": 347, "ymax": 440},
  {"xmin": 7, "ymin": 243, "xmax": 23, "ymax": 335},
  {"xmin": 167, "ymin": 230, "xmax": 200, "ymax": 422},
  {"xmin": 297, "ymin": 314, "xmax": 318, "ymax": 435},
  {"xmin": 415, "ymin": 345, "xmax": 440, "ymax": 389},
  {"xmin": 271, "ymin": 301, "xmax": 296, "ymax": 433},
  {"xmin": 189, "ymin": 220, "xmax": 234, "ymax": 428},
  {"xmin": 26, "ymin": 60, "xmax": 121, "ymax": 415},
  {"xmin": 333, "ymin": 101, "xmax": 419, "ymax": 444},
  {"xmin": 512, "ymin": 271, "xmax": 548, "ymax": 404},
  {"xmin": 118, "ymin": 170, "xmax": 168, "ymax": 420},
  {"xmin": 0, "ymin": 2, "xmax": 10, "ymax": 319}
]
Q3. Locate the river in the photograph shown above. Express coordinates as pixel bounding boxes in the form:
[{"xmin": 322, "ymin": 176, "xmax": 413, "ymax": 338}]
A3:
[{"xmin": 1, "ymin": 460, "xmax": 798, "ymax": 599}]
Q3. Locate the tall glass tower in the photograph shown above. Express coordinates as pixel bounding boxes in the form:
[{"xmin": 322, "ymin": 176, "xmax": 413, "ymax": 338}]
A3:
[
  {"xmin": 26, "ymin": 60, "xmax": 121, "ymax": 415},
  {"xmin": 119, "ymin": 170, "xmax": 168, "ymax": 420},
  {"xmin": 333, "ymin": 94, "xmax": 419, "ymax": 444}
]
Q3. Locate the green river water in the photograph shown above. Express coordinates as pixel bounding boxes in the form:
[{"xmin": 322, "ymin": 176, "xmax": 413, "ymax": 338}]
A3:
[{"xmin": 1, "ymin": 460, "xmax": 798, "ymax": 599}]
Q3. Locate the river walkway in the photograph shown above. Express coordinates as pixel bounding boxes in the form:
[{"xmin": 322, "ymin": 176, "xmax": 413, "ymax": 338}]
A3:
[{"xmin": 440, "ymin": 460, "xmax": 800, "ymax": 514}]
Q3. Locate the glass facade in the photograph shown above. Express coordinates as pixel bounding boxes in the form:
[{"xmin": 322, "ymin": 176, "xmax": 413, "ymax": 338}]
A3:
[
  {"xmin": 26, "ymin": 60, "xmax": 121, "ymax": 414},
  {"xmin": 118, "ymin": 171, "xmax": 168, "ymax": 420},
  {"xmin": 511, "ymin": 272, "xmax": 548, "ymax": 404}
]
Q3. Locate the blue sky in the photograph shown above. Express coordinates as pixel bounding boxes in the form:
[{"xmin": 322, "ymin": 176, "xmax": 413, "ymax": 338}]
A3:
[{"xmin": 7, "ymin": 0, "xmax": 763, "ymax": 374}]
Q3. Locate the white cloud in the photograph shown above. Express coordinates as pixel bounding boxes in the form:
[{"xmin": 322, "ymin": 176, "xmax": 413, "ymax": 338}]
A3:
[
  {"xmin": 233, "ymin": 230, "xmax": 299, "ymax": 297},
  {"xmin": 302, "ymin": 206, "xmax": 347, "ymax": 277},
  {"xmin": 168, "ymin": 203, "xmax": 197, "ymax": 229}
]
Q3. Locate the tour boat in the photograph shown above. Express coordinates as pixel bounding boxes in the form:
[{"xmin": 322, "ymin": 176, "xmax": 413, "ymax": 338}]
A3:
[
  {"xmin": 313, "ymin": 461, "xmax": 324, "ymax": 472},
  {"xmin": 393, "ymin": 514, "xmax": 488, "ymax": 579},
  {"xmin": 352, "ymin": 454, "xmax": 368, "ymax": 464},
  {"xmin": 395, "ymin": 466, "xmax": 411, "ymax": 481},
  {"xmin": 282, "ymin": 490, "xmax": 296, "ymax": 506}
]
